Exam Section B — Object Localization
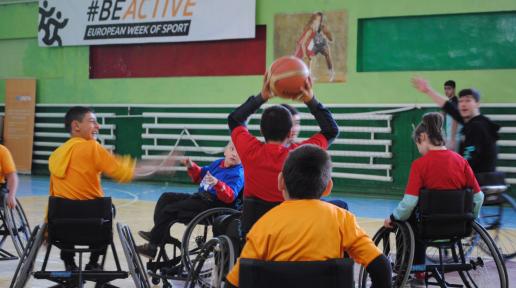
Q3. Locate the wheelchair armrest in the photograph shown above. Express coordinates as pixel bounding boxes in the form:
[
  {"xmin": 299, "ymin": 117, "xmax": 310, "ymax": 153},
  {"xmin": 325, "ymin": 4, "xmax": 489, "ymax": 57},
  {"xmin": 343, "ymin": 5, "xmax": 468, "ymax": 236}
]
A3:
[{"xmin": 481, "ymin": 185, "xmax": 508, "ymax": 194}]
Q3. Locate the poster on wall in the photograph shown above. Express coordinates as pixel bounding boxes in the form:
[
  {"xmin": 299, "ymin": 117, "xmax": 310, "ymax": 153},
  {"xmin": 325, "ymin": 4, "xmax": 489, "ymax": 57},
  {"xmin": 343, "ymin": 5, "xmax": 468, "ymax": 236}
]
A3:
[
  {"xmin": 37, "ymin": 0, "xmax": 255, "ymax": 47},
  {"xmin": 274, "ymin": 11, "xmax": 348, "ymax": 83},
  {"xmin": 4, "ymin": 79, "xmax": 36, "ymax": 174}
]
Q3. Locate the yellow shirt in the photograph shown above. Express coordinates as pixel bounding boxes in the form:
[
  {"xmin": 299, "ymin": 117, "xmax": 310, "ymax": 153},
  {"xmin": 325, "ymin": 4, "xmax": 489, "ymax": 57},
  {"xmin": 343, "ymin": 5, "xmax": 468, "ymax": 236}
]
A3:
[
  {"xmin": 49, "ymin": 137, "xmax": 135, "ymax": 200},
  {"xmin": 0, "ymin": 144, "xmax": 16, "ymax": 184},
  {"xmin": 226, "ymin": 199, "xmax": 382, "ymax": 287}
]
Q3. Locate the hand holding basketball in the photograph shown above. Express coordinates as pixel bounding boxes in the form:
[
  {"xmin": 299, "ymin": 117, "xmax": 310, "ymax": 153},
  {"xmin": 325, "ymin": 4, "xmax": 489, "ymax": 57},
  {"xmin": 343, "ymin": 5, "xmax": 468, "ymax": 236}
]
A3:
[
  {"xmin": 261, "ymin": 72, "xmax": 274, "ymax": 101},
  {"xmin": 298, "ymin": 77, "xmax": 314, "ymax": 103},
  {"xmin": 268, "ymin": 56, "xmax": 310, "ymax": 99}
]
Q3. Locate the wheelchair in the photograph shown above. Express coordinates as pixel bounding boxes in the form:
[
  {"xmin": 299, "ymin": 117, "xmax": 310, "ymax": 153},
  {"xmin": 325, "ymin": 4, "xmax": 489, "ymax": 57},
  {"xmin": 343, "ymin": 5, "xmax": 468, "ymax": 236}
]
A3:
[
  {"xmin": 475, "ymin": 171, "xmax": 516, "ymax": 260},
  {"xmin": 9, "ymin": 196, "xmax": 150, "ymax": 288},
  {"xmin": 0, "ymin": 188, "xmax": 31, "ymax": 260},
  {"xmin": 146, "ymin": 206, "xmax": 241, "ymax": 287},
  {"xmin": 360, "ymin": 189, "xmax": 508, "ymax": 288}
]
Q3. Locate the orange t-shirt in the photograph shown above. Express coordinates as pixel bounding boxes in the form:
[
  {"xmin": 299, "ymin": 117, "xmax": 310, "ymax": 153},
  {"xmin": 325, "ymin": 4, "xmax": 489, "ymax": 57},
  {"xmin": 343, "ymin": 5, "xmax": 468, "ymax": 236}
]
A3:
[
  {"xmin": 49, "ymin": 138, "xmax": 135, "ymax": 200},
  {"xmin": 0, "ymin": 144, "xmax": 16, "ymax": 184},
  {"xmin": 226, "ymin": 200, "xmax": 382, "ymax": 286}
]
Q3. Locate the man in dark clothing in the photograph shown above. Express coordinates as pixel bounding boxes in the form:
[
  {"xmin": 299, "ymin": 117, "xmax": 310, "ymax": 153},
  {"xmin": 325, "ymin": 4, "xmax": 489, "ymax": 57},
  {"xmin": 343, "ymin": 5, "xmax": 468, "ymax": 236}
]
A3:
[{"xmin": 412, "ymin": 77, "xmax": 500, "ymax": 173}]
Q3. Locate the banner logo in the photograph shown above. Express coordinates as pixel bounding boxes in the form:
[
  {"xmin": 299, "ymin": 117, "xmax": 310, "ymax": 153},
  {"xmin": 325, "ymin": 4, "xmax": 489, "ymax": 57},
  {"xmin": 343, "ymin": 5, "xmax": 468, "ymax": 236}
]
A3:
[{"xmin": 38, "ymin": 0, "xmax": 69, "ymax": 47}]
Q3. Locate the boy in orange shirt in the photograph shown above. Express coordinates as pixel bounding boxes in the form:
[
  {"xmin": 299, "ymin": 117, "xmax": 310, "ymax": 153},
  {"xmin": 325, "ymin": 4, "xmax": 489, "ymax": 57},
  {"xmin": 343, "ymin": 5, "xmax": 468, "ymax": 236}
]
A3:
[
  {"xmin": 0, "ymin": 144, "xmax": 19, "ymax": 209},
  {"xmin": 49, "ymin": 106, "xmax": 142, "ymax": 271},
  {"xmin": 226, "ymin": 145, "xmax": 391, "ymax": 288}
]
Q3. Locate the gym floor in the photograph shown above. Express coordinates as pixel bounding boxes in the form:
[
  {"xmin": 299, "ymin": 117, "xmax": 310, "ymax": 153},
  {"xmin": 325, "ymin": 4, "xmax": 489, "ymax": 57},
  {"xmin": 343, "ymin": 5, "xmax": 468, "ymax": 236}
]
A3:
[{"xmin": 1, "ymin": 175, "xmax": 515, "ymax": 287}]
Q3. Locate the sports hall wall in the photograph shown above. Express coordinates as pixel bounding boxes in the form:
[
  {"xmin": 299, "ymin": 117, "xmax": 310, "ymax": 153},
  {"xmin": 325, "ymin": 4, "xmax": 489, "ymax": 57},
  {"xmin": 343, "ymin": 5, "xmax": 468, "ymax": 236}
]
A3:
[{"xmin": 0, "ymin": 0, "xmax": 515, "ymax": 197}]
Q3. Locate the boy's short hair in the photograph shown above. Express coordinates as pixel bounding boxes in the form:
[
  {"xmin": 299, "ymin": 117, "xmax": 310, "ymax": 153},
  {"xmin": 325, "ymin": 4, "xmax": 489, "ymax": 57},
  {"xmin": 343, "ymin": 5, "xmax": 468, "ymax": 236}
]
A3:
[
  {"xmin": 64, "ymin": 106, "xmax": 94, "ymax": 133},
  {"xmin": 280, "ymin": 103, "xmax": 299, "ymax": 116},
  {"xmin": 458, "ymin": 88, "xmax": 481, "ymax": 102},
  {"xmin": 282, "ymin": 144, "xmax": 331, "ymax": 199},
  {"xmin": 260, "ymin": 105, "xmax": 293, "ymax": 142},
  {"xmin": 444, "ymin": 80, "xmax": 456, "ymax": 88}
]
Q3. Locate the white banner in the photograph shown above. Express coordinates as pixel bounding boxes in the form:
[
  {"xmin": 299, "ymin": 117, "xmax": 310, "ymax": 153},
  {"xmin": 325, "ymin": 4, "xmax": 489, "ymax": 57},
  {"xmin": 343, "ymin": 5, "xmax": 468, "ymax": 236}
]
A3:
[{"xmin": 38, "ymin": 0, "xmax": 255, "ymax": 47}]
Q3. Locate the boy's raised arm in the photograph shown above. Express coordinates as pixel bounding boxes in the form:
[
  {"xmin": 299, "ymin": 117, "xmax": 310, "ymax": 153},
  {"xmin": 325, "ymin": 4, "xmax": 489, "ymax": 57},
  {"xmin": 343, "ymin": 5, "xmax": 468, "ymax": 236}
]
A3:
[
  {"xmin": 300, "ymin": 79, "xmax": 339, "ymax": 144},
  {"xmin": 412, "ymin": 76, "xmax": 464, "ymax": 124},
  {"xmin": 228, "ymin": 76, "xmax": 272, "ymax": 131}
]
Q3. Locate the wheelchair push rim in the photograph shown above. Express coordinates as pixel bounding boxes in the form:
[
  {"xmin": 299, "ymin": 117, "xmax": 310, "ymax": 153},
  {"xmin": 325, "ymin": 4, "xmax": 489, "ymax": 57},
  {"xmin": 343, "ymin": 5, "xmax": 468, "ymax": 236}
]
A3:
[{"xmin": 2, "ymin": 194, "xmax": 31, "ymax": 258}]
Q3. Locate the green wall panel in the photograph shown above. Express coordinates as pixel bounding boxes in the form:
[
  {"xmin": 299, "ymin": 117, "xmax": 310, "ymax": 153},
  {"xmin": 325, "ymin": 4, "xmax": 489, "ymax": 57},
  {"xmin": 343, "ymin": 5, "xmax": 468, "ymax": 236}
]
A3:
[{"xmin": 358, "ymin": 11, "xmax": 516, "ymax": 72}]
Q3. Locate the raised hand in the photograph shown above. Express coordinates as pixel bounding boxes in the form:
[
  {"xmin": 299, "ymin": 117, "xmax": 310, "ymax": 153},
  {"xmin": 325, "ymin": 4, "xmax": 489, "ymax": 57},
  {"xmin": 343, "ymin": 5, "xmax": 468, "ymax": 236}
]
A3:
[
  {"xmin": 411, "ymin": 76, "xmax": 431, "ymax": 93},
  {"xmin": 297, "ymin": 77, "xmax": 314, "ymax": 103},
  {"xmin": 261, "ymin": 71, "xmax": 274, "ymax": 101},
  {"xmin": 181, "ymin": 157, "xmax": 193, "ymax": 169}
]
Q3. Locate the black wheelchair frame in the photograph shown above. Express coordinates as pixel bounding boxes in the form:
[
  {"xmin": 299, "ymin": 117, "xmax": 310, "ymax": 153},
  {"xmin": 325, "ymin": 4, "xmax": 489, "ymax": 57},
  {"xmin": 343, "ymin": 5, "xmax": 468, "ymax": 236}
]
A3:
[
  {"xmin": 0, "ymin": 189, "xmax": 31, "ymax": 261},
  {"xmin": 359, "ymin": 189, "xmax": 508, "ymax": 288},
  {"xmin": 9, "ymin": 197, "xmax": 151, "ymax": 288},
  {"xmin": 146, "ymin": 207, "xmax": 241, "ymax": 287}
]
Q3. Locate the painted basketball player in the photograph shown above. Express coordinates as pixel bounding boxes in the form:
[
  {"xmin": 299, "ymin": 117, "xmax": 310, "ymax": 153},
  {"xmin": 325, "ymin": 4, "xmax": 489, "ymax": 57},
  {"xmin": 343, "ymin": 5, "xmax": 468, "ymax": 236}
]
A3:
[{"xmin": 294, "ymin": 12, "xmax": 335, "ymax": 82}]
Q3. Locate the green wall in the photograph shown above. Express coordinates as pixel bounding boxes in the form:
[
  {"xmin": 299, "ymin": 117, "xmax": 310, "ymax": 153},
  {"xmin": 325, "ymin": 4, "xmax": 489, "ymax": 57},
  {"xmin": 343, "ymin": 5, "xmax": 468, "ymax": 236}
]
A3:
[{"xmin": 1, "ymin": 0, "xmax": 516, "ymax": 105}]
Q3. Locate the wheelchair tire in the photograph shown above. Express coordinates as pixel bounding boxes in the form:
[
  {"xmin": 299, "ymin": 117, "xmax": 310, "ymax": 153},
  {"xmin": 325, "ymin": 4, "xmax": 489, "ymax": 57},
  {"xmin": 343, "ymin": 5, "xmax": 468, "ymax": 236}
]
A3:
[
  {"xmin": 479, "ymin": 193, "xmax": 516, "ymax": 260},
  {"xmin": 185, "ymin": 235, "xmax": 236, "ymax": 288},
  {"xmin": 9, "ymin": 224, "xmax": 45, "ymax": 288},
  {"xmin": 181, "ymin": 207, "xmax": 240, "ymax": 274},
  {"xmin": 117, "ymin": 223, "xmax": 150, "ymax": 288},
  {"xmin": 358, "ymin": 221, "xmax": 414, "ymax": 288},
  {"xmin": 3, "ymin": 195, "xmax": 31, "ymax": 258},
  {"xmin": 454, "ymin": 221, "xmax": 508, "ymax": 288}
]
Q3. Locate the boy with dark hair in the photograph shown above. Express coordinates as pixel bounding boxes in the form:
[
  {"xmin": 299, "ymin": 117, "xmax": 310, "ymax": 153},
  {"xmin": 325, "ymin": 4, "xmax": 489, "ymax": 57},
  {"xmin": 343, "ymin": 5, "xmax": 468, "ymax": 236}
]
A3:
[
  {"xmin": 412, "ymin": 77, "xmax": 500, "ymax": 174},
  {"xmin": 136, "ymin": 142, "xmax": 244, "ymax": 258},
  {"xmin": 280, "ymin": 103, "xmax": 301, "ymax": 145},
  {"xmin": 226, "ymin": 145, "xmax": 391, "ymax": 287},
  {"xmin": 228, "ymin": 76, "xmax": 339, "ymax": 235},
  {"xmin": 279, "ymin": 103, "xmax": 348, "ymax": 210},
  {"xmin": 49, "ymin": 106, "xmax": 146, "ymax": 271},
  {"xmin": 443, "ymin": 80, "xmax": 461, "ymax": 151}
]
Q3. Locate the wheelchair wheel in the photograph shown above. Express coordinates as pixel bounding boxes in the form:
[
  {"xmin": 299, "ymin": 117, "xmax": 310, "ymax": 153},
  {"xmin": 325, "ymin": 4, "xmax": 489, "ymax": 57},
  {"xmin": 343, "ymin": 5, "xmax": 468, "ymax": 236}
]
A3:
[
  {"xmin": 442, "ymin": 222, "xmax": 508, "ymax": 288},
  {"xmin": 358, "ymin": 221, "xmax": 414, "ymax": 288},
  {"xmin": 10, "ymin": 224, "xmax": 45, "ymax": 288},
  {"xmin": 181, "ymin": 207, "xmax": 240, "ymax": 274},
  {"xmin": 117, "ymin": 223, "xmax": 150, "ymax": 288},
  {"xmin": 185, "ymin": 235, "xmax": 236, "ymax": 288},
  {"xmin": 3, "ymin": 195, "xmax": 31, "ymax": 257},
  {"xmin": 479, "ymin": 194, "xmax": 516, "ymax": 260}
]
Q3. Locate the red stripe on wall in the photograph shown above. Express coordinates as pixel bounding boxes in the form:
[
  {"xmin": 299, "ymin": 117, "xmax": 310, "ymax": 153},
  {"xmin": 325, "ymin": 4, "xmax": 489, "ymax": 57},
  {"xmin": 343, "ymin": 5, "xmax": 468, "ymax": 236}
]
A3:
[{"xmin": 89, "ymin": 25, "xmax": 266, "ymax": 78}]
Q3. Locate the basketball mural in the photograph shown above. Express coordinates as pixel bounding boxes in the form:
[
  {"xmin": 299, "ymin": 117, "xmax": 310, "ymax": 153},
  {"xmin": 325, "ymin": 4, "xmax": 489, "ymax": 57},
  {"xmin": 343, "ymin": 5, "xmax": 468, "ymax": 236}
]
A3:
[{"xmin": 274, "ymin": 11, "xmax": 348, "ymax": 83}]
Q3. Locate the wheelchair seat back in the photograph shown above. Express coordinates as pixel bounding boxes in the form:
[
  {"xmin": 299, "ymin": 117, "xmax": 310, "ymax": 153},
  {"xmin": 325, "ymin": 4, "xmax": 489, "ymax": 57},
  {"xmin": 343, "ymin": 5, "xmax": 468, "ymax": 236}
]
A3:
[
  {"xmin": 47, "ymin": 196, "xmax": 113, "ymax": 246},
  {"xmin": 239, "ymin": 258, "xmax": 354, "ymax": 288},
  {"xmin": 417, "ymin": 189, "xmax": 474, "ymax": 240}
]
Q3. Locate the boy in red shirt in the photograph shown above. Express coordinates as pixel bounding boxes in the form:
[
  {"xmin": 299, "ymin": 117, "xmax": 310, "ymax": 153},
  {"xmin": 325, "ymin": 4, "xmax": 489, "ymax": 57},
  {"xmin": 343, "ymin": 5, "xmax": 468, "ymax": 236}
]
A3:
[{"xmin": 228, "ymin": 76, "xmax": 339, "ymax": 235}]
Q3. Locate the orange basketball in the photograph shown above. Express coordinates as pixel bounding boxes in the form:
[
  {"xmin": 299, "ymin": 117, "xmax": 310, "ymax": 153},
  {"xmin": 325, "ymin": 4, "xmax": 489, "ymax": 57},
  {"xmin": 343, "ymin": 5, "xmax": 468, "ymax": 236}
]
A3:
[{"xmin": 268, "ymin": 56, "xmax": 310, "ymax": 99}]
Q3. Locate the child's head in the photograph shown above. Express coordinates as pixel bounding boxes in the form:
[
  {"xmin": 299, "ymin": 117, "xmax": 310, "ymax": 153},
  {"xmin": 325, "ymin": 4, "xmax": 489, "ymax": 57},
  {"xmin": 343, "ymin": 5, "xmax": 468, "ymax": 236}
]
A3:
[
  {"xmin": 64, "ymin": 106, "xmax": 99, "ymax": 141},
  {"xmin": 413, "ymin": 112, "xmax": 445, "ymax": 155},
  {"xmin": 279, "ymin": 144, "xmax": 332, "ymax": 200},
  {"xmin": 223, "ymin": 141, "xmax": 241, "ymax": 166},
  {"xmin": 280, "ymin": 104, "xmax": 301, "ymax": 144},
  {"xmin": 444, "ymin": 80, "xmax": 456, "ymax": 98},
  {"xmin": 260, "ymin": 105, "xmax": 293, "ymax": 143},
  {"xmin": 458, "ymin": 88, "xmax": 481, "ymax": 120}
]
